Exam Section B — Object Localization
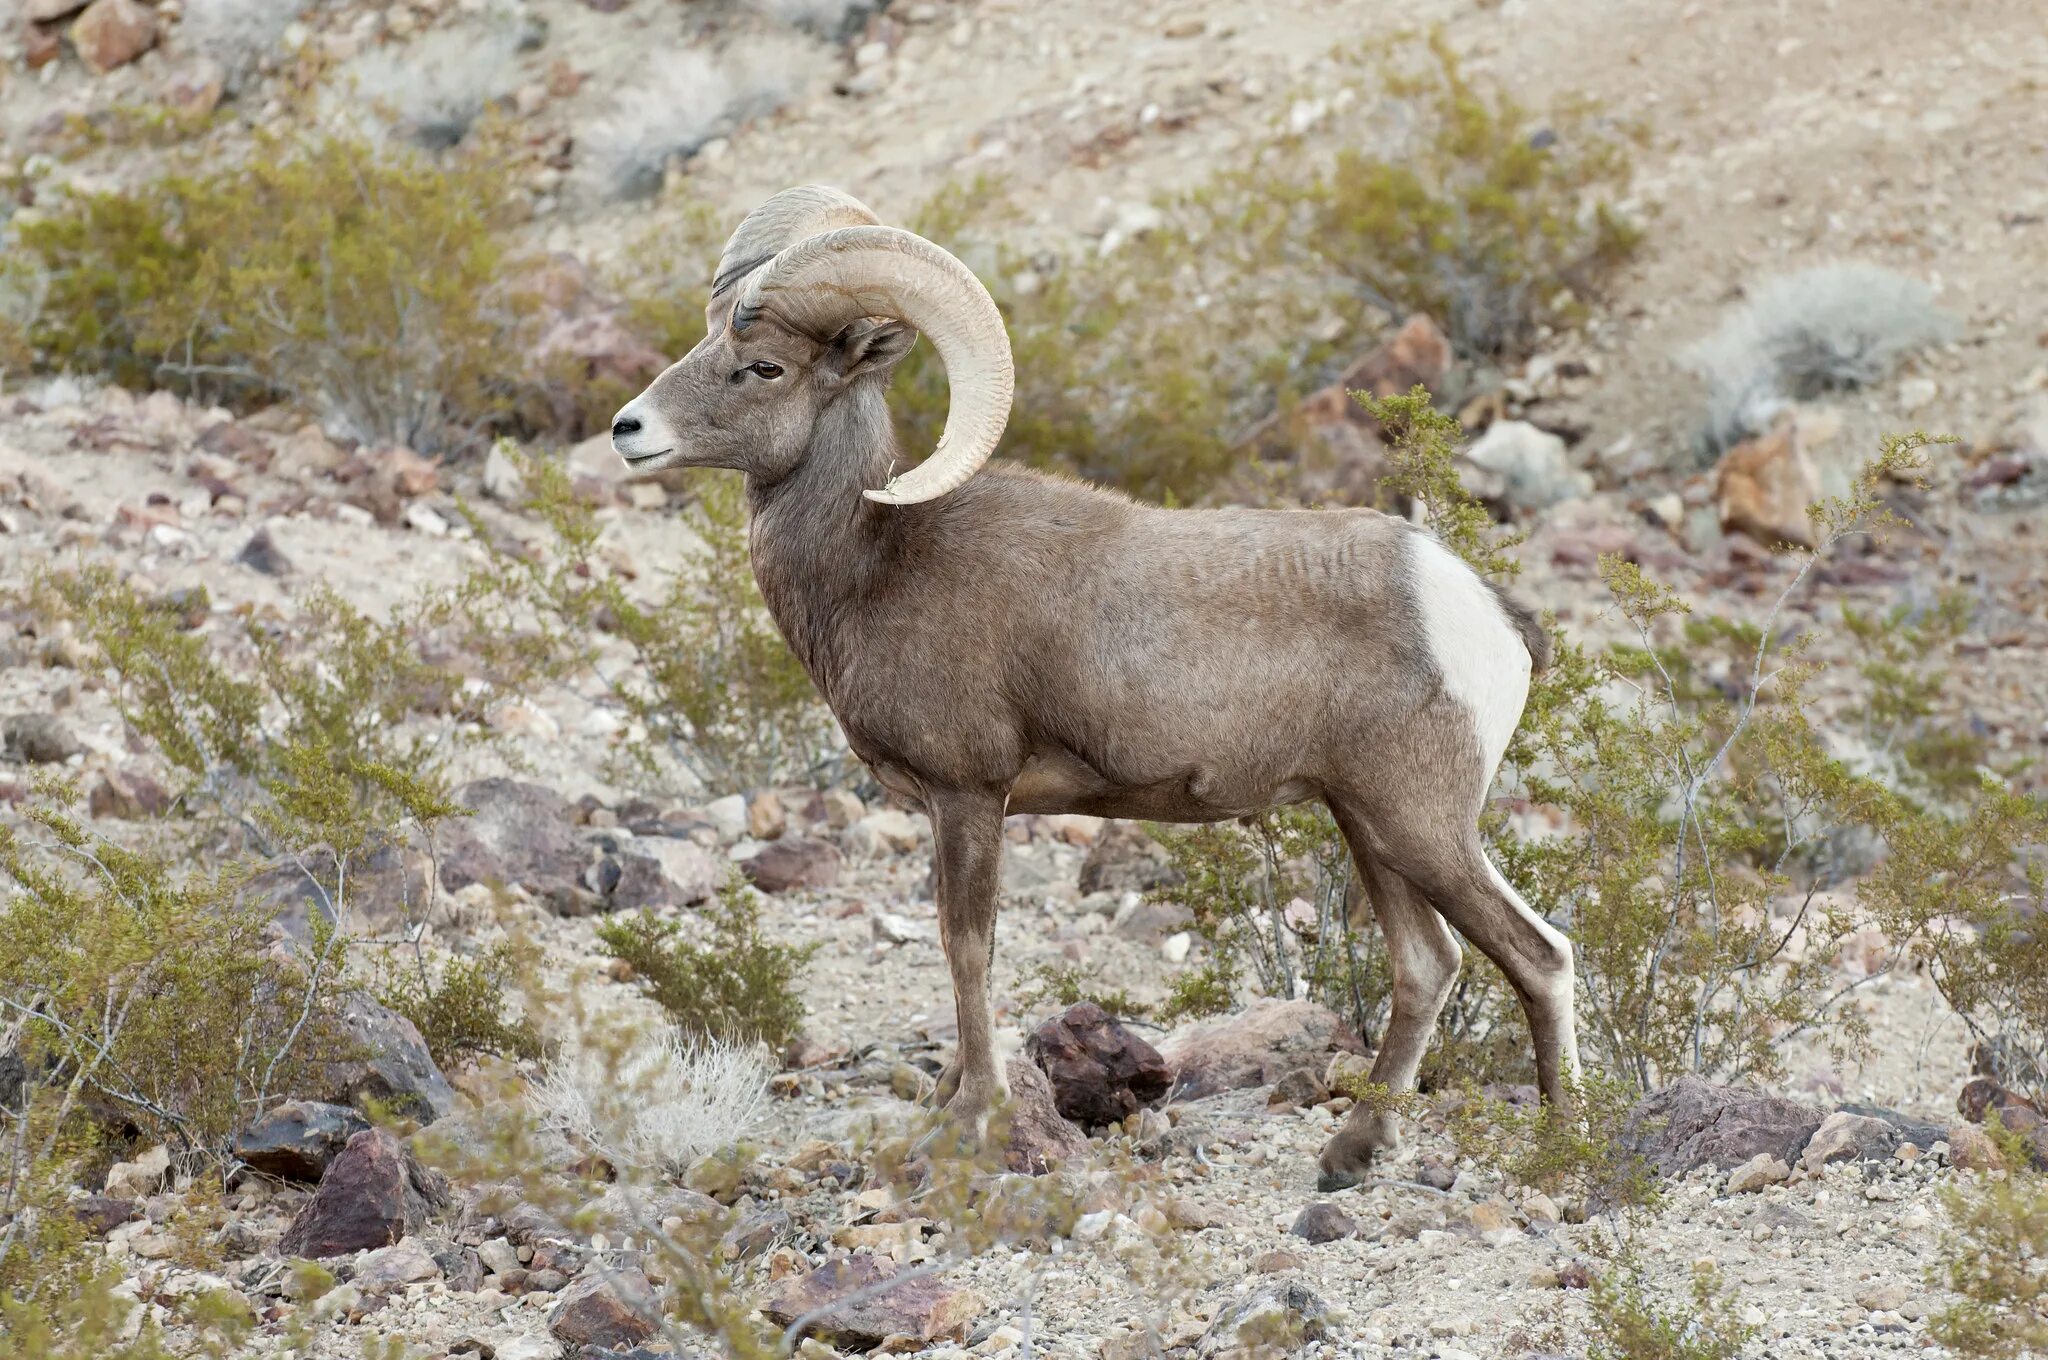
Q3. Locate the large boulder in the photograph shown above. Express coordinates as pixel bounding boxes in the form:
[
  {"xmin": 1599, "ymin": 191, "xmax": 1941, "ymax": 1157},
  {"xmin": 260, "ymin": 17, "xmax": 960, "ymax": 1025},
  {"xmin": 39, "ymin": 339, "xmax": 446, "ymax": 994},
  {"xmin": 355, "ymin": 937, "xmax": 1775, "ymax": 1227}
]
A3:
[
  {"xmin": 1197, "ymin": 1280, "xmax": 1331, "ymax": 1357},
  {"xmin": 1001, "ymin": 1056, "xmax": 1091, "ymax": 1175},
  {"xmin": 1163, "ymin": 1000, "xmax": 1367, "ymax": 1101},
  {"xmin": 1025, "ymin": 1002, "xmax": 1170, "ymax": 1128},
  {"xmin": 320, "ymin": 994, "xmax": 455, "ymax": 1123},
  {"xmin": 438, "ymin": 778, "xmax": 589, "ymax": 912},
  {"xmin": 233, "ymin": 1101, "xmax": 371, "ymax": 1182},
  {"xmin": 276, "ymin": 1128, "xmax": 450, "ymax": 1258},
  {"xmin": 1077, "ymin": 821, "xmax": 1181, "ymax": 897},
  {"xmin": 762, "ymin": 1255, "xmax": 984, "ymax": 1349},
  {"xmin": 1622, "ymin": 1076, "xmax": 1824, "ymax": 1177}
]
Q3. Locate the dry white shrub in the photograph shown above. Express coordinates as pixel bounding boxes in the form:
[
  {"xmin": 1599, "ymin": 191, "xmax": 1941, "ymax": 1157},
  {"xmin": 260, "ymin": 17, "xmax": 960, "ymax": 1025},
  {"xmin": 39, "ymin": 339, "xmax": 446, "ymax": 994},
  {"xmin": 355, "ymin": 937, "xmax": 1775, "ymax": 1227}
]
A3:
[
  {"xmin": 578, "ymin": 38, "xmax": 825, "ymax": 200},
  {"xmin": 1683, "ymin": 262, "xmax": 1955, "ymax": 454},
  {"xmin": 531, "ymin": 1031, "xmax": 769, "ymax": 1174},
  {"xmin": 176, "ymin": 0, "xmax": 307, "ymax": 93},
  {"xmin": 343, "ymin": 20, "xmax": 526, "ymax": 149}
]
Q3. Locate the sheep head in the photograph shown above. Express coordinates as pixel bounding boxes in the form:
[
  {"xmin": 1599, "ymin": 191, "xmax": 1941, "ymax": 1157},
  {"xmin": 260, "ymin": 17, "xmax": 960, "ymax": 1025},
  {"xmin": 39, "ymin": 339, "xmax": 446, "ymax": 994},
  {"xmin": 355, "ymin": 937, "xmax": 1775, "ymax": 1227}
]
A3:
[{"xmin": 610, "ymin": 185, "xmax": 1014, "ymax": 504}]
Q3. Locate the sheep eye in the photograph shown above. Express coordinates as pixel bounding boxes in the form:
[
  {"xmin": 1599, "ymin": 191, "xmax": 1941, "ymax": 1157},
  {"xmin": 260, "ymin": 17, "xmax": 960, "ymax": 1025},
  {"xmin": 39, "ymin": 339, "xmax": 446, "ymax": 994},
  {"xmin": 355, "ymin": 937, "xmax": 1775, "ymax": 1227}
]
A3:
[{"xmin": 747, "ymin": 361, "xmax": 785, "ymax": 380}]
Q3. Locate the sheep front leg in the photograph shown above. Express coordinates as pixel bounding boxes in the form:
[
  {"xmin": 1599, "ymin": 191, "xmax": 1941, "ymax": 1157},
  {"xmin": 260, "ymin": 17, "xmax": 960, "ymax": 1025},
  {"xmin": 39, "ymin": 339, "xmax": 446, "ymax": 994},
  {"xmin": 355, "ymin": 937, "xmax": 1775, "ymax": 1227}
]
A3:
[{"xmin": 926, "ymin": 787, "xmax": 1009, "ymax": 1140}]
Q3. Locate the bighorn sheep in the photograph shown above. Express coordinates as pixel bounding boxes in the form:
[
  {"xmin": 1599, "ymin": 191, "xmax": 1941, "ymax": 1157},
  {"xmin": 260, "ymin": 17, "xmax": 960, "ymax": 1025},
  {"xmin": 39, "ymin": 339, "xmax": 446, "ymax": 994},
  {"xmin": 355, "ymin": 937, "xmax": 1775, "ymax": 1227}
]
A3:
[{"xmin": 611, "ymin": 186, "xmax": 1579, "ymax": 1189}]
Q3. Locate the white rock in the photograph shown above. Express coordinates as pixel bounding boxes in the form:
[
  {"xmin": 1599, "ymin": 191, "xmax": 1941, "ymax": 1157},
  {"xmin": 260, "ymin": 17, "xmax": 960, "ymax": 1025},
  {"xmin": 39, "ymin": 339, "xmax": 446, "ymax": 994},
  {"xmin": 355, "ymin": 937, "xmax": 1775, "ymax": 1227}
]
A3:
[
  {"xmin": 404, "ymin": 502, "xmax": 449, "ymax": 536},
  {"xmin": 1462, "ymin": 420, "xmax": 1592, "ymax": 513},
  {"xmin": 1726, "ymin": 1152, "xmax": 1791, "ymax": 1194},
  {"xmin": 873, "ymin": 912, "xmax": 934, "ymax": 945},
  {"xmin": 1161, "ymin": 931, "xmax": 1192, "ymax": 964},
  {"xmin": 846, "ymin": 809, "xmax": 923, "ymax": 857},
  {"xmin": 483, "ymin": 442, "xmax": 526, "ymax": 502},
  {"xmin": 701, "ymin": 794, "xmax": 749, "ymax": 842},
  {"xmin": 105, "ymin": 1145, "xmax": 170, "ymax": 1199}
]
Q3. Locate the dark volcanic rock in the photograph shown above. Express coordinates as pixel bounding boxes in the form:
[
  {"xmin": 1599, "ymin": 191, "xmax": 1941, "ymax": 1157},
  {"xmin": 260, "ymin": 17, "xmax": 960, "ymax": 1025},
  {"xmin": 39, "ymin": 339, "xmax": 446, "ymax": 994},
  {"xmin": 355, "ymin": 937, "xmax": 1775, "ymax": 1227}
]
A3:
[
  {"xmin": 1025, "ymin": 1001, "xmax": 1170, "ymax": 1127},
  {"xmin": 1622, "ymin": 1076, "xmax": 1825, "ymax": 1176},
  {"xmin": 2, "ymin": 713, "xmax": 80, "ymax": 764},
  {"xmin": 276, "ymin": 1128, "xmax": 451, "ymax": 1258},
  {"xmin": 234, "ymin": 1101, "xmax": 372, "ymax": 1182}
]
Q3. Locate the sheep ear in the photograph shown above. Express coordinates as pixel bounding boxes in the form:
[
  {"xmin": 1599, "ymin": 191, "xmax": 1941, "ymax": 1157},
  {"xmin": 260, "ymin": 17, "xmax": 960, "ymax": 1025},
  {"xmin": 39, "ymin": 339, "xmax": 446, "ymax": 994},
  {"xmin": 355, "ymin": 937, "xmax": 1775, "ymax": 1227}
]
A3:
[{"xmin": 827, "ymin": 319, "xmax": 918, "ymax": 383}]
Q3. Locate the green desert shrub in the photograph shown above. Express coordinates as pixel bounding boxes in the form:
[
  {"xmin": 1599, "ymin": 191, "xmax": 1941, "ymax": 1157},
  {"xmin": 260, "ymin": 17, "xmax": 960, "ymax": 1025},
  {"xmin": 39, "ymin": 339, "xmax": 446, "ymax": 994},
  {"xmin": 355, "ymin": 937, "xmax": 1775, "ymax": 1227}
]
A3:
[
  {"xmin": 595, "ymin": 873, "xmax": 817, "ymax": 1050},
  {"xmin": 457, "ymin": 446, "xmax": 836, "ymax": 793},
  {"xmin": 13, "ymin": 132, "xmax": 525, "ymax": 452},
  {"xmin": 376, "ymin": 942, "xmax": 542, "ymax": 1066},
  {"xmin": 1931, "ymin": 1122, "xmax": 2048, "ymax": 1358},
  {"xmin": 1586, "ymin": 1255, "xmax": 1753, "ymax": 1360}
]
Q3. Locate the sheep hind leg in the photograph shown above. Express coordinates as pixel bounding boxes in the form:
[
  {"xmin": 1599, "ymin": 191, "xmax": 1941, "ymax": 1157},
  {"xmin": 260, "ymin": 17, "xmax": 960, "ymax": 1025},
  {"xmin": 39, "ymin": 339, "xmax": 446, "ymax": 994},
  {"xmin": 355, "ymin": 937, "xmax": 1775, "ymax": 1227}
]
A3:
[
  {"xmin": 924, "ymin": 787, "xmax": 1010, "ymax": 1144},
  {"xmin": 1318, "ymin": 801, "xmax": 1461, "ymax": 1191}
]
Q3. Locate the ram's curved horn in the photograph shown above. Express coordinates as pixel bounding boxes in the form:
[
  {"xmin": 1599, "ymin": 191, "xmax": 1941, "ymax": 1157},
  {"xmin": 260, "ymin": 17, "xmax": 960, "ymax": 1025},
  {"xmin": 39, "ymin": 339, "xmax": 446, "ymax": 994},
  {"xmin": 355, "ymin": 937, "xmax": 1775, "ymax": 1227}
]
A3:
[
  {"xmin": 734, "ymin": 225, "xmax": 1013, "ymax": 506},
  {"xmin": 709, "ymin": 185, "xmax": 879, "ymax": 301}
]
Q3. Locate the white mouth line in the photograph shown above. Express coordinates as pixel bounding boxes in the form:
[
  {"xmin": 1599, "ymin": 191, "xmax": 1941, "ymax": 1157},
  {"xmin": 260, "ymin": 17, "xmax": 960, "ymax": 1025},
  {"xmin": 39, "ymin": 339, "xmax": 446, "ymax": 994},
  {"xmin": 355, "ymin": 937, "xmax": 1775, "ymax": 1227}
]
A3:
[{"xmin": 621, "ymin": 449, "xmax": 675, "ymax": 465}]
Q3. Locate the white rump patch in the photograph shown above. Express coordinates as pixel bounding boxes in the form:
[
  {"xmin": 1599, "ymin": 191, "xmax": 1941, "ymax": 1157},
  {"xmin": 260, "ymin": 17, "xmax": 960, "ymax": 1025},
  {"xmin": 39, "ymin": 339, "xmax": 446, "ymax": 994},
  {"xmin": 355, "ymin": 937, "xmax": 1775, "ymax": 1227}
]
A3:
[{"xmin": 1408, "ymin": 532, "xmax": 1531, "ymax": 779}]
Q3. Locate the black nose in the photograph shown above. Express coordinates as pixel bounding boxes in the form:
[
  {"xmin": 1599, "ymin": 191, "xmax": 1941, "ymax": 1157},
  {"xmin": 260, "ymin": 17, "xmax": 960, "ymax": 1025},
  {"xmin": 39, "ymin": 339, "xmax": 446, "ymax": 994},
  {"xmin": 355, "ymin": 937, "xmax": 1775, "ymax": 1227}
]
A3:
[{"xmin": 612, "ymin": 416, "xmax": 642, "ymax": 438}]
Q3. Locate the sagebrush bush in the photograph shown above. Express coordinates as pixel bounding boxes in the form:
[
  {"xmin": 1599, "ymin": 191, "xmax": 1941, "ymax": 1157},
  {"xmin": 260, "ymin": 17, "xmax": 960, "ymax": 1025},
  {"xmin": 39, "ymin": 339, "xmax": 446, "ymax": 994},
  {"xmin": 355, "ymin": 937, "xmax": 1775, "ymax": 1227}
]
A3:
[
  {"xmin": 1683, "ymin": 263, "xmax": 1955, "ymax": 453},
  {"xmin": 595, "ymin": 873, "xmax": 816, "ymax": 1049},
  {"xmin": 1586, "ymin": 1255, "xmax": 1753, "ymax": 1360},
  {"xmin": 15, "ymin": 133, "xmax": 525, "ymax": 451},
  {"xmin": 1280, "ymin": 34, "xmax": 1641, "ymax": 359}
]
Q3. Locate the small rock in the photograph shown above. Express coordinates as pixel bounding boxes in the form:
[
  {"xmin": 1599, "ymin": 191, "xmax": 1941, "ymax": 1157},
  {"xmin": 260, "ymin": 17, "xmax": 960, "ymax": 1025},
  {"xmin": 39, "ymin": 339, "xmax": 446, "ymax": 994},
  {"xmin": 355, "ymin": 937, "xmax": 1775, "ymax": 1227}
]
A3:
[
  {"xmin": 1725, "ymin": 1152, "xmax": 1791, "ymax": 1194},
  {"xmin": 1715, "ymin": 422, "xmax": 1820, "ymax": 550},
  {"xmin": 482, "ymin": 443, "xmax": 527, "ymax": 503},
  {"xmin": 88, "ymin": 768, "xmax": 170, "ymax": 820},
  {"xmin": 233, "ymin": 1101, "xmax": 371, "ymax": 1182},
  {"xmin": 1024, "ymin": 1001, "xmax": 1170, "ymax": 1128},
  {"xmin": 1288, "ymin": 1201, "xmax": 1358, "ymax": 1244},
  {"xmin": 844, "ymin": 808, "xmax": 922, "ymax": 857},
  {"xmin": 71, "ymin": 1195, "xmax": 141, "ymax": 1235},
  {"xmin": 1522, "ymin": 1192, "xmax": 1562, "ymax": 1225},
  {"xmin": 1800, "ymin": 1111, "xmax": 1898, "ymax": 1171},
  {"xmin": 234, "ymin": 525, "xmax": 294, "ymax": 576},
  {"xmin": 26, "ymin": 0, "xmax": 89, "ymax": 20},
  {"xmin": 354, "ymin": 1238, "xmax": 442, "ymax": 1293},
  {"xmin": 699, "ymin": 794, "xmax": 749, "ymax": 842},
  {"xmin": 3, "ymin": 713, "xmax": 81, "ymax": 764},
  {"xmin": 683, "ymin": 1150, "xmax": 746, "ymax": 1202},
  {"xmin": 276, "ymin": 1128, "xmax": 451, "ymax": 1258},
  {"xmin": 1855, "ymin": 1281, "xmax": 1913, "ymax": 1313},
  {"xmin": 741, "ymin": 836, "xmax": 841, "ymax": 893},
  {"xmin": 1946, "ymin": 1122, "xmax": 2005, "ymax": 1172},
  {"xmin": 720, "ymin": 1208, "xmax": 791, "ymax": 1261},
  {"xmin": 819, "ymin": 788, "xmax": 865, "ymax": 829},
  {"xmin": 478, "ymin": 1237, "xmax": 521, "ymax": 1276},
  {"xmin": 547, "ymin": 1268, "xmax": 658, "ymax": 1351},
  {"xmin": 69, "ymin": 0, "xmax": 157, "ymax": 74},
  {"xmin": 1250, "ymin": 1249, "xmax": 1306, "ymax": 1272},
  {"xmin": 1466, "ymin": 1197, "xmax": 1519, "ymax": 1242},
  {"xmin": 1463, "ymin": 420, "xmax": 1592, "ymax": 515},
  {"xmin": 871, "ymin": 911, "xmax": 933, "ymax": 945},
  {"xmin": 104, "ymin": 1145, "xmax": 171, "ymax": 1200},
  {"xmin": 762, "ymin": 1256, "xmax": 983, "ymax": 1349},
  {"xmin": 1077, "ymin": 821, "xmax": 1180, "ymax": 895},
  {"xmin": 746, "ymin": 790, "xmax": 787, "ymax": 840},
  {"xmin": 1267, "ymin": 1067, "xmax": 1328, "ymax": 1110}
]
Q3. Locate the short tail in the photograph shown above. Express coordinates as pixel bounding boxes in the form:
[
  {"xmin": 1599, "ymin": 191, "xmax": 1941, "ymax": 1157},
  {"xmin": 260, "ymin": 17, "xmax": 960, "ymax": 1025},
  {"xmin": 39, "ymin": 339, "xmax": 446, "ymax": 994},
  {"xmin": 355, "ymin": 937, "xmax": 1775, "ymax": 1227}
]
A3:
[{"xmin": 1485, "ymin": 580, "xmax": 1552, "ymax": 674}]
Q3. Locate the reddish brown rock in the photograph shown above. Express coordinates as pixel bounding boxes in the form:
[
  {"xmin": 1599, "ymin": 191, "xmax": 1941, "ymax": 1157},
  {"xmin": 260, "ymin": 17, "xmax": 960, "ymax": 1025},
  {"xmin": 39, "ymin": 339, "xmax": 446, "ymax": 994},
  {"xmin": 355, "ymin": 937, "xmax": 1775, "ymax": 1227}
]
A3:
[
  {"xmin": 1715, "ymin": 423, "xmax": 1820, "ymax": 550},
  {"xmin": 276, "ymin": 1128, "xmax": 450, "ymax": 1258},
  {"xmin": 742, "ymin": 836, "xmax": 842, "ymax": 893},
  {"xmin": 335, "ymin": 445, "xmax": 440, "ymax": 523},
  {"xmin": 25, "ymin": 24, "xmax": 64, "ymax": 68},
  {"xmin": 1162, "ymin": 999, "xmax": 1367, "ymax": 1100},
  {"xmin": 1959, "ymin": 1076, "xmax": 2041, "ymax": 1127},
  {"xmin": 762, "ymin": 1255, "xmax": 984, "ymax": 1349},
  {"xmin": 68, "ymin": 0, "xmax": 156, "ymax": 73},
  {"xmin": 1000, "ymin": 1056, "xmax": 1090, "ymax": 1175},
  {"xmin": 27, "ymin": 0, "xmax": 90, "ymax": 21},
  {"xmin": 547, "ymin": 1268, "xmax": 659, "ymax": 1350},
  {"xmin": 88, "ymin": 768, "xmax": 170, "ymax": 820},
  {"xmin": 1025, "ymin": 1001, "xmax": 1169, "ymax": 1128},
  {"xmin": 1288, "ymin": 1201, "xmax": 1358, "ymax": 1244}
]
